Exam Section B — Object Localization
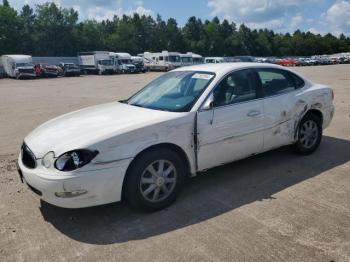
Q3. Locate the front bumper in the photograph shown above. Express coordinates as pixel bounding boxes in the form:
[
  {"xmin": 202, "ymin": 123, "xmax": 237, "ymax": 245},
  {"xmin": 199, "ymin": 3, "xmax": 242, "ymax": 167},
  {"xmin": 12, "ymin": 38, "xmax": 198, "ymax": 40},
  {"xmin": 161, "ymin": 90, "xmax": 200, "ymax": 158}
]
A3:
[
  {"xmin": 17, "ymin": 154, "xmax": 131, "ymax": 208},
  {"xmin": 18, "ymin": 73, "xmax": 36, "ymax": 79},
  {"xmin": 44, "ymin": 71, "xmax": 59, "ymax": 77}
]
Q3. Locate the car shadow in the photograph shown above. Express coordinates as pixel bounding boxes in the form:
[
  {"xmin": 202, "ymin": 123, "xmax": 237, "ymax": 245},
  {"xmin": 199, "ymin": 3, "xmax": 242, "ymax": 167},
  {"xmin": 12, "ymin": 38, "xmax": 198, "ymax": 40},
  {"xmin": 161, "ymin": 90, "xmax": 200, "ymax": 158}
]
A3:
[{"xmin": 40, "ymin": 136, "xmax": 350, "ymax": 244}]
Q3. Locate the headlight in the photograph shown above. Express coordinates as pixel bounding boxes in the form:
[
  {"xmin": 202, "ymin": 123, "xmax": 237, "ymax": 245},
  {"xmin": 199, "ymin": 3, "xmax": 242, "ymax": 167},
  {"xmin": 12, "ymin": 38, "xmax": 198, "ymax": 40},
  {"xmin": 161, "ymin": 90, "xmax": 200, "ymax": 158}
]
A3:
[
  {"xmin": 54, "ymin": 149, "xmax": 99, "ymax": 172},
  {"xmin": 42, "ymin": 151, "xmax": 55, "ymax": 168}
]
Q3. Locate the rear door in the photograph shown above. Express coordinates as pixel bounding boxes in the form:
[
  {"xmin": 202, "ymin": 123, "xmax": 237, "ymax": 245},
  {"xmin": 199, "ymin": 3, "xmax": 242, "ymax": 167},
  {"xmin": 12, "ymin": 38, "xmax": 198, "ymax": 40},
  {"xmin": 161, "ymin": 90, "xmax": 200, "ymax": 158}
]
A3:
[
  {"xmin": 197, "ymin": 69, "xmax": 265, "ymax": 171},
  {"xmin": 255, "ymin": 68, "xmax": 306, "ymax": 151}
]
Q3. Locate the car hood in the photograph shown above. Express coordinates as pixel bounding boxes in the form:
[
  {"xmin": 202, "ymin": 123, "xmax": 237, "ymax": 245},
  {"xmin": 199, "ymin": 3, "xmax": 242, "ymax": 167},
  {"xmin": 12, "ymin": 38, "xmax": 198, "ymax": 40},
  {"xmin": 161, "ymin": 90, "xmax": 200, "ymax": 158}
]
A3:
[{"xmin": 25, "ymin": 102, "xmax": 184, "ymax": 158}]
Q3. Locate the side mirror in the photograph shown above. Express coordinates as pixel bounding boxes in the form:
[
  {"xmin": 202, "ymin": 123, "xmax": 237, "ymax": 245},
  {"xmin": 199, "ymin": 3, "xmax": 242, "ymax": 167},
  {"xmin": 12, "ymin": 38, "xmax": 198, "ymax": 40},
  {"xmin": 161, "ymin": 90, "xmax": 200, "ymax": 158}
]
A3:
[{"xmin": 202, "ymin": 93, "xmax": 214, "ymax": 111}]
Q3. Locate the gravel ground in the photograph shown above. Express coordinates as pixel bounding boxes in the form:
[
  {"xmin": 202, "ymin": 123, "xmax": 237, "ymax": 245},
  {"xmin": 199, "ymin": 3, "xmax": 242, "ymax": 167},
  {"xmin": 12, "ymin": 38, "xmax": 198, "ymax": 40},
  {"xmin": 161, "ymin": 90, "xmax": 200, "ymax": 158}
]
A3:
[{"xmin": 0, "ymin": 65, "xmax": 349, "ymax": 262}]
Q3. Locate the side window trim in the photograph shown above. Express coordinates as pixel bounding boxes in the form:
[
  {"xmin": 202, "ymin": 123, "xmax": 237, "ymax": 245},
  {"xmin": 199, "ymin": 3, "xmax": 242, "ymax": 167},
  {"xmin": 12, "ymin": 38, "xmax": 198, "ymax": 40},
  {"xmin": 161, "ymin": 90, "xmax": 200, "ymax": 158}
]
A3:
[
  {"xmin": 288, "ymin": 71, "xmax": 306, "ymax": 89},
  {"xmin": 254, "ymin": 67, "xmax": 299, "ymax": 98}
]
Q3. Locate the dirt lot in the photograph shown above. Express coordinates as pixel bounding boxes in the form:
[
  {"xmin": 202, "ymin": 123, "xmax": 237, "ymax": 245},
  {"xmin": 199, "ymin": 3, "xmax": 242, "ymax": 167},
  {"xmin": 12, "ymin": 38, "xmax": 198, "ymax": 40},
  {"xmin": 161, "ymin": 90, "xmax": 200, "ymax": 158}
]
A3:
[{"xmin": 0, "ymin": 65, "xmax": 349, "ymax": 262}]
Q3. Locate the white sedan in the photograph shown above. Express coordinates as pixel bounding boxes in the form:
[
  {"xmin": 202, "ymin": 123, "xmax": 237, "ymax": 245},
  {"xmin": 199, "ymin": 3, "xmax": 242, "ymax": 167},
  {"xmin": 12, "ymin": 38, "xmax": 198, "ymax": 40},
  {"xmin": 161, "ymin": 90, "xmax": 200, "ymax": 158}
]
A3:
[{"xmin": 17, "ymin": 63, "xmax": 334, "ymax": 211}]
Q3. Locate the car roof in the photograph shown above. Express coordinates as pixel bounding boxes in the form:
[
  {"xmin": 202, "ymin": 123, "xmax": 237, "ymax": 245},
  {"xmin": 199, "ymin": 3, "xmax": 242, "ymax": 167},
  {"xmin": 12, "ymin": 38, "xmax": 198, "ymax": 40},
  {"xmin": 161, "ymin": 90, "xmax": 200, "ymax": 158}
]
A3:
[{"xmin": 172, "ymin": 62, "xmax": 285, "ymax": 76}]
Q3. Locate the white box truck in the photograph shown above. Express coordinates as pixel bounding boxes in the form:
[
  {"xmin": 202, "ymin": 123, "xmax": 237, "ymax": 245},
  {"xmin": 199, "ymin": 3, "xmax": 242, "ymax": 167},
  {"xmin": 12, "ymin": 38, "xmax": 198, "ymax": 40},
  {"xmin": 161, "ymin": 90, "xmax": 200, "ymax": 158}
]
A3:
[
  {"xmin": 1, "ymin": 55, "xmax": 36, "ymax": 79},
  {"xmin": 78, "ymin": 51, "xmax": 114, "ymax": 75},
  {"xmin": 113, "ymin": 53, "xmax": 136, "ymax": 73},
  {"xmin": 143, "ymin": 51, "xmax": 182, "ymax": 71}
]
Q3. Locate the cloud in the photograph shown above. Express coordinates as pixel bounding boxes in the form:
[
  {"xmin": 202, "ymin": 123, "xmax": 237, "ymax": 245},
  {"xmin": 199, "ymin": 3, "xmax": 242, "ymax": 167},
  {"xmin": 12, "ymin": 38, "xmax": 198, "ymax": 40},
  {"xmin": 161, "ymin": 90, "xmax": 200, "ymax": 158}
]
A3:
[
  {"xmin": 10, "ymin": 0, "xmax": 154, "ymax": 21},
  {"xmin": 324, "ymin": 0, "xmax": 350, "ymax": 34},
  {"xmin": 290, "ymin": 14, "xmax": 303, "ymax": 29},
  {"xmin": 207, "ymin": 0, "xmax": 319, "ymax": 31}
]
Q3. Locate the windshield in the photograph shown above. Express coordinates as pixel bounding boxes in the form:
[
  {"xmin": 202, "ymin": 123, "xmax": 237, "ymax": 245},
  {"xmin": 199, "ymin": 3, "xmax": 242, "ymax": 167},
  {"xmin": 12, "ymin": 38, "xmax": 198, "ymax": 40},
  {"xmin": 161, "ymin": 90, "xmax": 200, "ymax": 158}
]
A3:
[
  {"xmin": 205, "ymin": 59, "xmax": 215, "ymax": 63},
  {"xmin": 16, "ymin": 63, "xmax": 33, "ymax": 67},
  {"xmin": 121, "ymin": 59, "xmax": 132, "ymax": 64},
  {"xmin": 66, "ymin": 64, "xmax": 78, "ymax": 68},
  {"xmin": 98, "ymin": 60, "xmax": 113, "ymax": 66},
  {"xmin": 127, "ymin": 71, "xmax": 215, "ymax": 112},
  {"xmin": 168, "ymin": 55, "xmax": 181, "ymax": 63},
  {"xmin": 181, "ymin": 57, "xmax": 192, "ymax": 63}
]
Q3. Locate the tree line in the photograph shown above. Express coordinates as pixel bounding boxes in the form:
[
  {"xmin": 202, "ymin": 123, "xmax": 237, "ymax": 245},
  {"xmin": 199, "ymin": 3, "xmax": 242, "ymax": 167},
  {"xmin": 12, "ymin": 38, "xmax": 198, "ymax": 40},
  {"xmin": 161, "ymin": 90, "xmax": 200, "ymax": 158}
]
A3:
[{"xmin": 1, "ymin": 1, "xmax": 350, "ymax": 57}]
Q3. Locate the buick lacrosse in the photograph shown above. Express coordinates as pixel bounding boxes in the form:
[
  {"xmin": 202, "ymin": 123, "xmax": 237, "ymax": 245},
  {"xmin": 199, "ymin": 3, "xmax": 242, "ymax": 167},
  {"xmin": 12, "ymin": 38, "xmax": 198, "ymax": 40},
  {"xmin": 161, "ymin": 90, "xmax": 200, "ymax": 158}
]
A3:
[{"xmin": 17, "ymin": 63, "xmax": 334, "ymax": 211}]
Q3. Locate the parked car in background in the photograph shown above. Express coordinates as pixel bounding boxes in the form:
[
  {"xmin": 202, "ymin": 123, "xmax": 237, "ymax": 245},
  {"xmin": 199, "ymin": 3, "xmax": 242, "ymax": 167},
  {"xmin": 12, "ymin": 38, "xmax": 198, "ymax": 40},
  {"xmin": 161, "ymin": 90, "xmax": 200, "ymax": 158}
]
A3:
[
  {"xmin": 1, "ymin": 55, "xmax": 36, "ymax": 79},
  {"xmin": 205, "ymin": 57, "xmax": 224, "ymax": 63},
  {"xmin": 231, "ymin": 56, "xmax": 256, "ymax": 62},
  {"xmin": 58, "ymin": 63, "xmax": 80, "ymax": 77},
  {"xmin": 34, "ymin": 63, "xmax": 60, "ymax": 78},
  {"xmin": 17, "ymin": 63, "xmax": 334, "ymax": 211},
  {"xmin": 0, "ymin": 62, "xmax": 5, "ymax": 78},
  {"xmin": 131, "ymin": 56, "xmax": 146, "ymax": 73},
  {"xmin": 317, "ymin": 58, "xmax": 333, "ymax": 65},
  {"xmin": 276, "ymin": 58, "xmax": 298, "ymax": 67}
]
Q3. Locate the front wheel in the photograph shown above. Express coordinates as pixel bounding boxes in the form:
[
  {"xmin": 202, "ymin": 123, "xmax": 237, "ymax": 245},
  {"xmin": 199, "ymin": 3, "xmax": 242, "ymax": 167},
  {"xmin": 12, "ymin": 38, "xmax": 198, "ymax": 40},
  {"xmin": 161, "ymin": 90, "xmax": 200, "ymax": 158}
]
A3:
[
  {"xmin": 125, "ymin": 149, "xmax": 185, "ymax": 212},
  {"xmin": 292, "ymin": 113, "xmax": 322, "ymax": 155}
]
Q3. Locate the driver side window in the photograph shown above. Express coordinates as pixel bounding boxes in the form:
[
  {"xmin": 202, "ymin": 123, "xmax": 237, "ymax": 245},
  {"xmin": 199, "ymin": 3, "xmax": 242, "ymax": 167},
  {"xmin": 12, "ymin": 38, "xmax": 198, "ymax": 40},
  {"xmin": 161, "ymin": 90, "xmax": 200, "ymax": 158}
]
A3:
[{"xmin": 213, "ymin": 69, "xmax": 257, "ymax": 107}]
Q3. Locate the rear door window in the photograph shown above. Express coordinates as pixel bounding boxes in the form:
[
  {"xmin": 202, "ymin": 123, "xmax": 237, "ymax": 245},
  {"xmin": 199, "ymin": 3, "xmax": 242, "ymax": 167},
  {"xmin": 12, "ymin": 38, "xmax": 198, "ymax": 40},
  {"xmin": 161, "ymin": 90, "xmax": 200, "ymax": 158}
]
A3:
[{"xmin": 257, "ymin": 69, "xmax": 296, "ymax": 97}]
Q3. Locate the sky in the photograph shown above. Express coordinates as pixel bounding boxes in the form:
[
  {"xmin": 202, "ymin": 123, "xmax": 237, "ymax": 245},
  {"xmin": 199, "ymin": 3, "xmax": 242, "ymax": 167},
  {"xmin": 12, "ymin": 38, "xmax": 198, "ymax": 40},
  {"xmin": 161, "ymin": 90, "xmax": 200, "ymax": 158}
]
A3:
[{"xmin": 10, "ymin": 0, "xmax": 350, "ymax": 35}]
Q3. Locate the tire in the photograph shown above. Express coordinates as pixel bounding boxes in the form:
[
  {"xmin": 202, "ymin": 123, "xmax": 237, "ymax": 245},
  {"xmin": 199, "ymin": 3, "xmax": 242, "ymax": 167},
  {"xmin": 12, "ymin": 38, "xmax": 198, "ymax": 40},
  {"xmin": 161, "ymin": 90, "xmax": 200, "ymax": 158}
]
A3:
[
  {"xmin": 292, "ymin": 113, "xmax": 322, "ymax": 155},
  {"xmin": 125, "ymin": 148, "xmax": 185, "ymax": 212}
]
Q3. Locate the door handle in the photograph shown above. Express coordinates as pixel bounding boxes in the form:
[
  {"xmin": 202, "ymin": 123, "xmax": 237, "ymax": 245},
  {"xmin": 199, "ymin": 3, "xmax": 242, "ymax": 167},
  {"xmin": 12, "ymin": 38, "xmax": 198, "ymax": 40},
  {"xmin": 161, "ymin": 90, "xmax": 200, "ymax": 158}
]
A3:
[{"xmin": 247, "ymin": 110, "xmax": 261, "ymax": 117}]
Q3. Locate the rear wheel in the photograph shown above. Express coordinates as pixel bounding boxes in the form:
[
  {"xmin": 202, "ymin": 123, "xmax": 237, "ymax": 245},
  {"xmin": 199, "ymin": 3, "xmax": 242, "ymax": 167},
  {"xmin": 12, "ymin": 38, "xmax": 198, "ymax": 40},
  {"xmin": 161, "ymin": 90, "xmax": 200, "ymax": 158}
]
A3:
[
  {"xmin": 125, "ymin": 149, "xmax": 185, "ymax": 212},
  {"xmin": 292, "ymin": 113, "xmax": 322, "ymax": 155}
]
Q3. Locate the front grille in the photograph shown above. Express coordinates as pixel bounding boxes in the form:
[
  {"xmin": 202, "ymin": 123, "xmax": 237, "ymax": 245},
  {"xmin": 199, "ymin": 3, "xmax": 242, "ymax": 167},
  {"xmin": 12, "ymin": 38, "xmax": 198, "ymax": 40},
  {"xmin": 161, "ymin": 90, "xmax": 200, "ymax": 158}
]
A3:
[
  {"xmin": 19, "ymin": 69, "xmax": 34, "ymax": 74},
  {"xmin": 21, "ymin": 143, "xmax": 36, "ymax": 169}
]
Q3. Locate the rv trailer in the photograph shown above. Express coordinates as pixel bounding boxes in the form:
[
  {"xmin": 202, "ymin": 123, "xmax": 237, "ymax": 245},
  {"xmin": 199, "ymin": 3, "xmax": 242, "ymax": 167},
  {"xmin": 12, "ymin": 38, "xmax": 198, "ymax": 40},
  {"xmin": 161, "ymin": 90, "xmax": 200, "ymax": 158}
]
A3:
[
  {"xmin": 143, "ymin": 51, "xmax": 181, "ymax": 71},
  {"xmin": 180, "ymin": 53, "xmax": 193, "ymax": 66},
  {"xmin": 187, "ymin": 52, "xmax": 204, "ymax": 64}
]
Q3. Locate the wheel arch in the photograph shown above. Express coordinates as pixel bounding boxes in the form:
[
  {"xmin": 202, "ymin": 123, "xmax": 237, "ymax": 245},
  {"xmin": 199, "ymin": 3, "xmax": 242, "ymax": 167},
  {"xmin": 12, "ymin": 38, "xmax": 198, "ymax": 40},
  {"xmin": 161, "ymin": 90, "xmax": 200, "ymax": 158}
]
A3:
[
  {"xmin": 294, "ymin": 108, "xmax": 324, "ymax": 141},
  {"xmin": 305, "ymin": 108, "xmax": 323, "ymax": 124},
  {"xmin": 121, "ymin": 143, "xmax": 191, "ymax": 201}
]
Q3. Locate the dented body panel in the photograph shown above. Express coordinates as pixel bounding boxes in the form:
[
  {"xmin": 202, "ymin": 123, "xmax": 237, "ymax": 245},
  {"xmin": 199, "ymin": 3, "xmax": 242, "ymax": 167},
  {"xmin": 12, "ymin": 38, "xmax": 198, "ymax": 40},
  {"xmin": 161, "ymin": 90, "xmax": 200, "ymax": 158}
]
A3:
[{"xmin": 18, "ymin": 63, "xmax": 334, "ymax": 208}]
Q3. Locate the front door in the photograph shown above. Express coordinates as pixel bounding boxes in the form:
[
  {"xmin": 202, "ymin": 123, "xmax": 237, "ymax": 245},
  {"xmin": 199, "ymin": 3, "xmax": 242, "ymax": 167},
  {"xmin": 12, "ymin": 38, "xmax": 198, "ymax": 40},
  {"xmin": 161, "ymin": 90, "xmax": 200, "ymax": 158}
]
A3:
[{"xmin": 196, "ymin": 69, "xmax": 265, "ymax": 171}]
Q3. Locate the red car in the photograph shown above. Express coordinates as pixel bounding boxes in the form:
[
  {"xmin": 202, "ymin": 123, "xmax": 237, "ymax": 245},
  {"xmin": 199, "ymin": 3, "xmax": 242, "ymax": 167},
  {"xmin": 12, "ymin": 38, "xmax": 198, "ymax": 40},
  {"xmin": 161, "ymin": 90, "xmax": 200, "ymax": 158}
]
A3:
[
  {"xmin": 276, "ymin": 59, "xmax": 297, "ymax": 67},
  {"xmin": 34, "ymin": 63, "xmax": 61, "ymax": 77}
]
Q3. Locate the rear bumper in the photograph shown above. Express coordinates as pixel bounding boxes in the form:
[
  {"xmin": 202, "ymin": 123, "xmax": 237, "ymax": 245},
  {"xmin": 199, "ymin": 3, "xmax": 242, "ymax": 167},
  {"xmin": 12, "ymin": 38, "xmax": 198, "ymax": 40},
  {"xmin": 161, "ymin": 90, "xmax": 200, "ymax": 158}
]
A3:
[
  {"xmin": 322, "ymin": 105, "xmax": 335, "ymax": 129},
  {"xmin": 17, "ymin": 155, "xmax": 131, "ymax": 208}
]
